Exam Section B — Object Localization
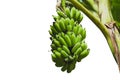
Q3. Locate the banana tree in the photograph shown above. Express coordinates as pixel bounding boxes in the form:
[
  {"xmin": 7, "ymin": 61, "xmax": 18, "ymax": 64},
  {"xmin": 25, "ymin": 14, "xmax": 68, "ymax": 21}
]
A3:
[{"xmin": 49, "ymin": 0, "xmax": 120, "ymax": 73}]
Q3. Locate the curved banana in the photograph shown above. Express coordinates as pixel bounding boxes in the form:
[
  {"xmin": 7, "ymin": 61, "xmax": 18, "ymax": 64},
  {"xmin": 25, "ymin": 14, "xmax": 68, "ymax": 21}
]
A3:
[
  {"xmin": 74, "ymin": 47, "xmax": 82, "ymax": 55},
  {"xmin": 62, "ymin": 45, "xmax": 70, "ymax": 55},
  {"xmin": 73, "ymin": 26, "xmax": 79, "ymax": 35},
  {"xmin": 72, "ymin": 42, "xmax": 81, "ymax": 53},
  {"xmin": 77, "ymin": 25, "xmax": 83, "ymax": 34},
  {"xmin": 52, "ymin": 15, "xmax": 60, "ymax": 21},
  {"xmin": 53, "ymin": 22, "xmax": 62, "ymax": 32},
  {"xmin": 65, "ymin": 7, "xmax": 71, "ymax": 18},
  {"xmin": 61, "ymin": 64, "xmax": 68, "ymax": 71},
  {"xmin": 64, "ymin": 18, "xmax": 70, "ymax": 26},
  {"xmin": 70, "ymin": 33, "xmax": 76, "ymax": 46},
  {"xmin": 61, "ymin": 50, "xmax": 69, "ymax": 58},
  {"xmin": 69, "ymin": 19, "xmax": 74, "ymax": 26},
  {"xmin": 81, "ymin": 28, "xmax": 86, "ymax": 39},
  {"xmin": 78, "ymin": 49, "xmax": 90, "ymax": 62},
  {"xmin": 81, "ymin": 42, "xmax": 87, "ymax": 50},
  {"xmin": 53, "ymin": 50, "xmax": 62, "ymax": 59},
  {"xmin": 51, "ymin": 43, "xmax": 56, "ymax": 50},
  {"xmin": 75, "ymin": 10, "xmax": 80, "ymax": 21},
  {"xmin": 57, "ymin": 10, "xmax": 66, "ymax": 18},
  {"xmin": 70, "ymin": 7, "xmax": 76, "ymax": 19},
  {"xmin": 64, "ymin": 34, "xmax": 72, "ymax": 47},
  {"xmin": 74, "ymin": 35, "xmax": 82, "ymax": 44},
  {"xmin": 67, "ymin": 61, "xmax": 76, "ymax": 73},
  {"xmin": 51, "ymin": 54, "xmax": 57, "ymax": 62},
  {"xmin": 66, "ymin": 24, "xmax": 72, "ymax": 31},
  {"xmin": 78, "ymin": 14, "xmax": 83, "ymax": 23},
  {"xmin": 59, "ymin": 19, "xmax": 66, "ymax": 31},
  {"xmin": 53, "ymin": 39, "xmax": 61, "ymax": 47},
  {"xmin": 57, "ymin": 47, "xmax": 62, "ymax": 52},
  {"xmin": 50, "ymin": 25, "xmax": 58, "ymax": 34},
  {"xmin": 57, "ymin": 35, "xmax": 68, "ymax": 46}
]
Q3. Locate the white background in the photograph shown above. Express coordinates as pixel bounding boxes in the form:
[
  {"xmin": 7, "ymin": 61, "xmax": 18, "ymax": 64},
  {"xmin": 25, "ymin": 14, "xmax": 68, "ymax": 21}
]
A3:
[{"xmin": 0, "ymin": 0, "xmax": 120, "ymax": 80}]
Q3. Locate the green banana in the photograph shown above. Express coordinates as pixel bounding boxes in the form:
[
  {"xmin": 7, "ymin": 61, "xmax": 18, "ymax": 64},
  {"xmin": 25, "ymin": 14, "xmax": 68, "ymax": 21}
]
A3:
[
  {"xmin": 53, "ymin": 50, "xmax": 65, "ymax": 67},
  {"xmin": 81, "ymin": 42, "xmax": 87, "ymax": 50},
  {"xmin": 55, "ymin": 63, "xmax": 63, "ymax": 67},
  {"xmin": 74, "ymin": 35, "xmax": 82, "ymax": 44},
  {"xmin": 57, "ymin": 47, "xmax": 62, "ymax": 52},
  {"xmin": 53, "ymin": 22, "xmax": 62, "ymax": 32},
  {"xmin": 71, "ymin": 42, "xmax": 81, "ymax": 53},
  {"xmin": 70, "ymin": 7, "xmax": 76, "ymax": 19},
  {"xmin": 69, "ymin": 19, "xmax": 74, "ymax": 27},
  {"xmin": 78, "ymin": 49, "xmax": 90, "ymax": 61},
  {"xmin": 64, "ymin": 18, "xmax": 70, "ymax": 26},
  {"xmin": 65, "ymin": 57, "xmax": 69, "ymax": 62},
  {"xmin": 62, "ymin": 45, "xmax": 70, "ymax": 55},
  {"xmin": 67, "ymin": 61, "xmax": 76, "ymax": 73},
  {"xmin": 55, "ymin": 59, "xmax": 65, "ymax": 67},
  {"xmin": 73, "ymin": 26, "xmax": 79, "ymax": 35},
  {"xmin": 68, "ymin": 56, "xmax": 75, "ymax": 61},
  {"xmin": 57, "ymin": 35, "xmax": 68, "ymax": 46},
  {"xmin": 74, "ymin": 55, "xmax": 79, "ymax": 61},
  {"xmin": 61, "ymin": 64, "xmax": 68, "ymax": 71},
  {"xmin": 53, "ymin": 50, "xmax": 62, "ymax": 59},
  {"xmin": 75, "ymin": 9, "xmax": 80, "ymax": 21},
  {"xmin": 57, "ymin": 10, "xmax": 66, "ymax": 18},
  {"xmin": 51, "ymin": 44, "xmax": 56, "ymax": 50},
  {"xmin": 74, "ymin": 47, "xmax": 82, "ymax": 55},
  {"xmin": 81, "ymin": 29, "xmax": 86, "ymax": 39},
  {"xmin": 77, "ymin": 25, "xmax": 83, "ymax": 34},
  {"xmin": 75, "ymin": 24, "xmax": 81, "ymax": 34},
  {"xmin": 53, "ymin": 39, "xmax": 61, "ymax": 47},
  {"xmin": 78, "ymin": 14, "xmax": 83, "ymax": 23},
  {"xmin": 50, "ymin": 25, "xmax": 58, "ymax": 34},
  {"xmin": 51, "ymin": 53, "xmax": 57, "ymax": 62},
  {"xmin": 61, "ymin": 32, "xmax": 65, "ymax": 38},
  {"xmin": 71, "ymin": 33, "xmax": 76, "ymax": 46},
  {"xmin": 66, "ymin": 31, "xmax": 72, "ymax": 37},
  {"xmin": 64, "ymin": 34, "xmax": 72, "ymax": 47},
  {"xmin": 65, "ymin": 7, "xmax": 71, "ymax": 18},
  {"xmin": 65, "ymin": 7, "xmax": 83, "ymax": 23},
  {"xmin": 61, "ymin": 50, "xmax": 69, "ymax": 58},
  {"xmin": 59, "ymin": 19, "xmax": 66, "ymax": 31},
  {"xmin": 66, "ymin": 24, "xmax": 72, "ymax": 31},
  {"xmin": 57, "ymin": 32, "xmax": 65, "ymax": 39},
  {"xmin": 49, "ymin": 30, "xmax": 53, "ymax": 36},
  {"xmin": 65, "ymin": 55, "xmax": 77, "ymax": 62},
  {"xmin": 52, "ymin": 15, "xmax": 60, "ymax": 21}
]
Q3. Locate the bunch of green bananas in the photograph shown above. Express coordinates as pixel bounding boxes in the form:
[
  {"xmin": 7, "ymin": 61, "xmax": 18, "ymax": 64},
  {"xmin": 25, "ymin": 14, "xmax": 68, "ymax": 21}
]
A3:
[{"xmin": 49, "ymin": 7, "xmax": 89, "ymax": 73}]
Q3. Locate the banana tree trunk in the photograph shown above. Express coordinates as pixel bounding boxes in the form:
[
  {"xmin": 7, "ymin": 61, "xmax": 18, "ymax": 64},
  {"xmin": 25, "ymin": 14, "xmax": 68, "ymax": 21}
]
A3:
[{"xmin": 105, "ymin": 22, "xmax": 120, "ymax": 71}]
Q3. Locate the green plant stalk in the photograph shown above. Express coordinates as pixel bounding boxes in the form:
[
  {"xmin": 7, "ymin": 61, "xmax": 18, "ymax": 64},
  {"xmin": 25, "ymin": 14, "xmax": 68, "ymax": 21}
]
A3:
[
  {"xmin": 98, "ymin": 0, "xmax": 115, "ymax": 55},
  {"xmin": 98, "ymin": 1, "xmax": 120, "ymax": 68},
  {"xmin": 114, "ymin": 27, "xmax": 120, "ymax": 71},
  {"xmin": 69, "ymin": 0, "xmax": 120, "ymax": 71}
]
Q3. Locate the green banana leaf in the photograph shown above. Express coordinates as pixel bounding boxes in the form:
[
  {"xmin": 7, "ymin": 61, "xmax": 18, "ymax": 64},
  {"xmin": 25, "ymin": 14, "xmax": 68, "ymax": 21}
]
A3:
[
  {"xmin": 110, "ymin": 0, "xmax": 120, "ymax": 27},
  {"xmin": 77, "ymin": 0, "xmax": 98, "ymax": 12}
]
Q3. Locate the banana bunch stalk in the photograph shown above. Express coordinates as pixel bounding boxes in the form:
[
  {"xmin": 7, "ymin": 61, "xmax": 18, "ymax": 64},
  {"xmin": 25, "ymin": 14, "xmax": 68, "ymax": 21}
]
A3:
[{"xmin": 49, "ymin": 4, "xmax": 89, "ymax": 73}]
